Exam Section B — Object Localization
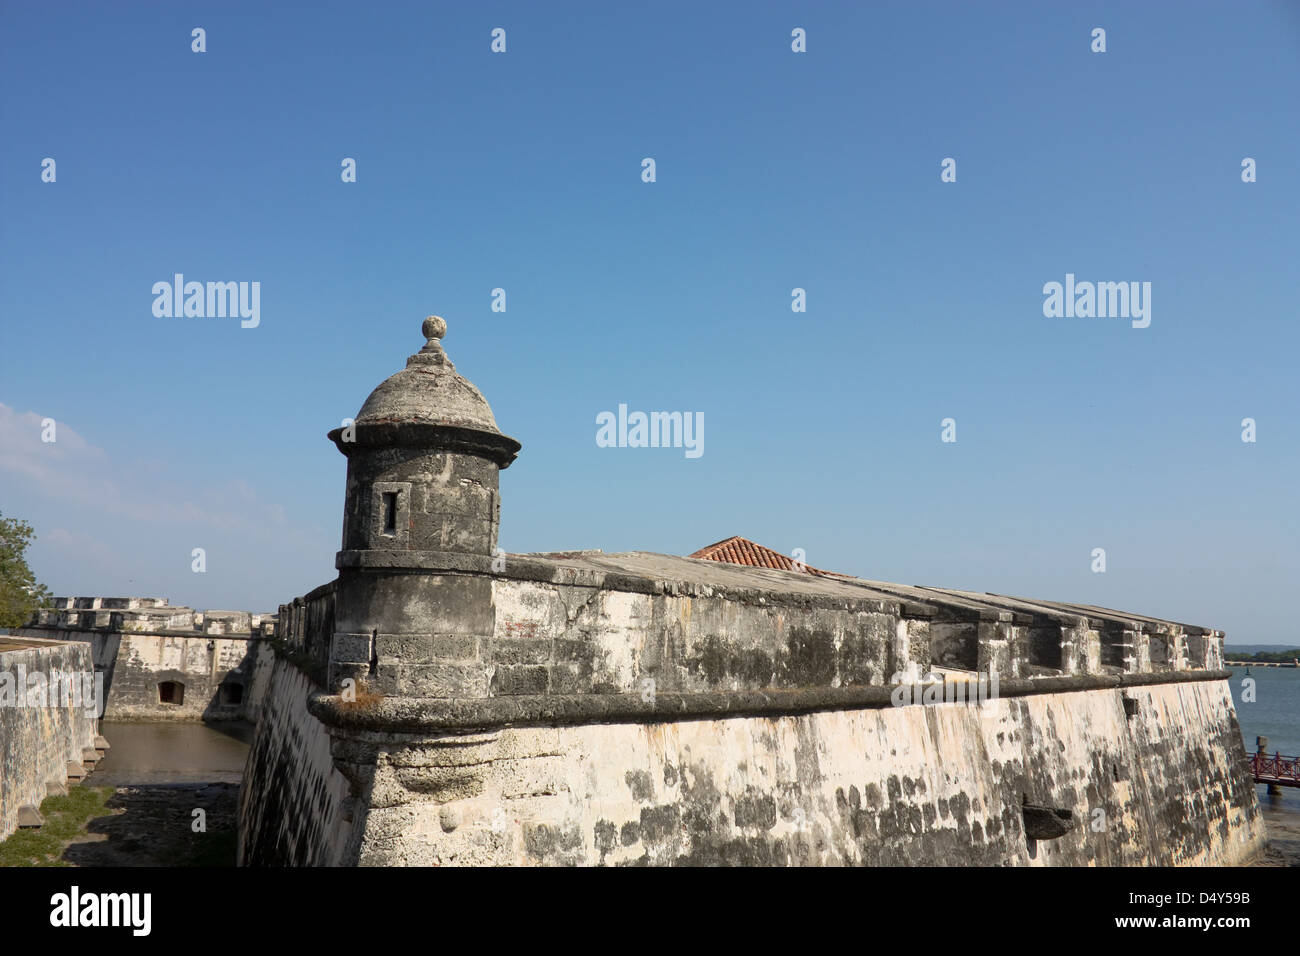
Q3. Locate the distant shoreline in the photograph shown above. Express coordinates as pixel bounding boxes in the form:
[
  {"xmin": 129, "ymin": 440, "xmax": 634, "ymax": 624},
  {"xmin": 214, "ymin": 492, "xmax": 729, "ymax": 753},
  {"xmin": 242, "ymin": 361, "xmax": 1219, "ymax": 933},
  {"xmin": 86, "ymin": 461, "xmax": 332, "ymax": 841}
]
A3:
[
  {"xmin": 1224, "ymin": 648, "xmax": 1300, "ymax": 665},
  {"xmin": 1227, "ymin": 661, "xmax": 1297, "ymax": 668}
]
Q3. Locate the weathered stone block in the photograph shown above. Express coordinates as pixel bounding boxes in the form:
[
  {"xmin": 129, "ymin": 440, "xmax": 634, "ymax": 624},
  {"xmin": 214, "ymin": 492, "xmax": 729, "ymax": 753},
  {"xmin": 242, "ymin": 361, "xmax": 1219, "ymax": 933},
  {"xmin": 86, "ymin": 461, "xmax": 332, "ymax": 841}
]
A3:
[
  {"xmin": 392, "ymin": 662, "xmax": 491, "ymax": 698},
  {"xmin": 906, "ymin": 620, "xmax": 931, "ymax": 671},
  {"xmin": 429, "ymin": 634, "xmax": 478, "ymax": 660},
  {"xmin": 547, "ymin": 663, "xmax": 584, "ymax": 695},
  {"xmin": 17, "ymin": 806, "xmax": 43, "ymax": 828},
  {"xmin": 411, "ymin": 514, "xmax": 494, "ymax": 554},
  {"xmin": 551, "ymin": 638, "xmax": 593, "ymax": 665},
  {"xmin": 493, "ymin": 637, "xmax": 551, "ymax": 665},
  {"xmin": 492, "ymin": 664, "xmax": 549, "ymax": 696},
  {"xmin": 382, "ymin": 735, "xmax": 498, "ymax": 768},
  {"xmin": 335, "ymin": 573, "xmax": 494, "ymax": 637},
  {"xmin": 418, "ymin": 479, "xmax": 495, "ymax": 520},
  {"xmin": 977, "ymin": 622, "xmax": 1012, "ymax": 678},
  {"xmin": 377, "ymin": 633, "xmax": 434, "ymax": 662},
  {"xmin": 333, "ymin": 631, "xmax": 373, "ymax": 662}
]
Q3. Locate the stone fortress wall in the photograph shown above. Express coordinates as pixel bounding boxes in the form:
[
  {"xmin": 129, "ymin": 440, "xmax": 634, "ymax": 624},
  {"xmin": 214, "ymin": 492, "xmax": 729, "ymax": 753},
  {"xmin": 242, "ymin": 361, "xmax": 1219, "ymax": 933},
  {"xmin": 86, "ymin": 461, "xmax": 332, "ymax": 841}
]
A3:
[
  {"xmin": 241, "ymin": 549, "xmax": 1259, "ymax": 866},
  {"xmin": 14, "ymin": 597, "xmax": 276, "ymax": 721},
  {"xmin": 236, "ymin": 316, "xmax": 1265, "ymax": 867},
  {"xmin": 0, "ymin": 636, "xmax": 104, "ymax": 842}
]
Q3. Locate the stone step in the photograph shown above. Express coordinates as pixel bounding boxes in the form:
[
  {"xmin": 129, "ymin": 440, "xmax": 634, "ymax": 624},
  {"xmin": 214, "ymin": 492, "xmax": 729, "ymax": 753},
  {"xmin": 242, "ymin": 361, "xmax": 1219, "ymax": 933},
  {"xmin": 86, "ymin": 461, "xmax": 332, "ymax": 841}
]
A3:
[
  {"xmin": 94, "ymin": 735, "xmax": 111, "ymax": 751},
  {"xmin": 66, "ymin": 760, "xmax": 87, "ymax": 780},
  {"xmin": 17, "ymin": 806, "xmax": 44, "ymax": 828}
]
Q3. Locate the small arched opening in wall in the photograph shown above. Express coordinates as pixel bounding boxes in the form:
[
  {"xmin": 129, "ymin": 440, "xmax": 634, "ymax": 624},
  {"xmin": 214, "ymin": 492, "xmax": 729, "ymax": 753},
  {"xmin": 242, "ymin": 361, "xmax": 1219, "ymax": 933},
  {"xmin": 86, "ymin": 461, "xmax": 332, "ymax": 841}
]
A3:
[{"xmin": 158, "ymin": 680, "xmax": 185, "ymax": 705}]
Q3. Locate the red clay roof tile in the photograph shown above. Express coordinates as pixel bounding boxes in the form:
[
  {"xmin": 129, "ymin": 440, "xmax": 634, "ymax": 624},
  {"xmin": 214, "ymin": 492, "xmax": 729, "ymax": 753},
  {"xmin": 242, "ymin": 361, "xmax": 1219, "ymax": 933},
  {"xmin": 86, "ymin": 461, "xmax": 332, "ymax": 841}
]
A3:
[{"xmin": 687, "ymin": 536, "xmax": 836, "ymax": 576}]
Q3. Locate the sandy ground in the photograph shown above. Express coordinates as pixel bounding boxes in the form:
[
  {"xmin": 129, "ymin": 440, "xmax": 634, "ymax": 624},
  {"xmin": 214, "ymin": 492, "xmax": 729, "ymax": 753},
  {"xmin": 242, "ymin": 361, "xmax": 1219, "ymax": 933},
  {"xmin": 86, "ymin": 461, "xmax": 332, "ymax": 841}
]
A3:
[{"xmin": 1254, "ymin": 803, "xmax": 1300, "ymax": 866}]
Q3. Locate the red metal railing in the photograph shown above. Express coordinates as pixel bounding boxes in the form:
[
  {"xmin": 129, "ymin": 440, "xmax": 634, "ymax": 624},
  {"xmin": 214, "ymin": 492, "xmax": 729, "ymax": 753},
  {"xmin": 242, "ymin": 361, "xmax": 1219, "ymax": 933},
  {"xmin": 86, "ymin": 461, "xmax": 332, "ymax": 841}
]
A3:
[{"xmin": 1251, "ymin": 752, "xmax": 1300, "ymax": 787}]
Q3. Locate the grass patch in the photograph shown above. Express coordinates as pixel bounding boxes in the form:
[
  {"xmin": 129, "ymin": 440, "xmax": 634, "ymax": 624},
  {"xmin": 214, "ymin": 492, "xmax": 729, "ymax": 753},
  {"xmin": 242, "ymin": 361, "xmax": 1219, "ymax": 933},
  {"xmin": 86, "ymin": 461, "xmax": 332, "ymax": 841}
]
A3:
[{"xmin": 0, "ymin": 785, "xmax": 114, "ymax": 867}]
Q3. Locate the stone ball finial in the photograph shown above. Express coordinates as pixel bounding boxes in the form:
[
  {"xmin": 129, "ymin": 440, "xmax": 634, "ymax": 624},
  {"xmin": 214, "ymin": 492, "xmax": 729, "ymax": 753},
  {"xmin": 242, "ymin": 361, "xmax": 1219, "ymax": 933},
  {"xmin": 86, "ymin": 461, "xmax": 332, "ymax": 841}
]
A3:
[{"xmin": 422, "ymin": 315, "xmax": 447, "ymax": 343}]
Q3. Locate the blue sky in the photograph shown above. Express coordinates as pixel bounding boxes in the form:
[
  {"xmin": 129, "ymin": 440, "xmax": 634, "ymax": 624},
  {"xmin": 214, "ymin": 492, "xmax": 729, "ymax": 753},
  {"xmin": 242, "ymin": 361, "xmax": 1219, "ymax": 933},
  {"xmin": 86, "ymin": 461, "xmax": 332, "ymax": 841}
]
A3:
[{"xmin": 1, "ymin": 1, "xmax": 1296, "ymax": 643}]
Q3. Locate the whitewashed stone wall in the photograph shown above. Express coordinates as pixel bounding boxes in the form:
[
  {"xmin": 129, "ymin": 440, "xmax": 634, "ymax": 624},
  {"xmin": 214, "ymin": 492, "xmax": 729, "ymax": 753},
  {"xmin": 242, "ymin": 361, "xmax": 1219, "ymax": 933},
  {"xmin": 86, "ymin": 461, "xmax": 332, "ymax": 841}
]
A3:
[
  {"xmin": 13, "ymin": 626, "xmax": 267, "ymax": 721},
  {"xmin": 342, "ymin": 677, "xmax": 1263, "ymax": 866},
  {"xmin": 0, "ymin": 638, "xmax": 101, "ymax": 841}
]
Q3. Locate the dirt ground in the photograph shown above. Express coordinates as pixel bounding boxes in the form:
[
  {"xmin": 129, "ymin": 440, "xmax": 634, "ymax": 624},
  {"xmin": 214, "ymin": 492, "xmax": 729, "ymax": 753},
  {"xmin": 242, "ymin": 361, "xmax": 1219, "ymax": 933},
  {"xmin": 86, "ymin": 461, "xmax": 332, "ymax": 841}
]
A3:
[{"xmin": 61, "ymin": 783, "xmax": 239, "ymax": 867}]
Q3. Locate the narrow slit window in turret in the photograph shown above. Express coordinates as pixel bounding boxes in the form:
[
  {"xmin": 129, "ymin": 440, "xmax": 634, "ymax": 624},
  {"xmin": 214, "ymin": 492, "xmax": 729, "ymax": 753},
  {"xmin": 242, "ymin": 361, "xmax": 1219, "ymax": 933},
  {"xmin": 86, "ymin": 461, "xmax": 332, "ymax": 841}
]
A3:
[{"xmin": 382, "ymin": 492, "xmax": 398, "ymax": 534}]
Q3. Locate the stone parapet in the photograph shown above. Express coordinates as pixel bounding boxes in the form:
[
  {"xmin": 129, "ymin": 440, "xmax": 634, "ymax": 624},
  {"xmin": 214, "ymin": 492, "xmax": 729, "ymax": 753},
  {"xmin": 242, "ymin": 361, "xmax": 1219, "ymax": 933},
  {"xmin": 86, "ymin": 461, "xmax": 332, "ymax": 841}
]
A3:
[{"xmin": 280, "ymin": 549, "xmax": 1226, "ymax": 702}]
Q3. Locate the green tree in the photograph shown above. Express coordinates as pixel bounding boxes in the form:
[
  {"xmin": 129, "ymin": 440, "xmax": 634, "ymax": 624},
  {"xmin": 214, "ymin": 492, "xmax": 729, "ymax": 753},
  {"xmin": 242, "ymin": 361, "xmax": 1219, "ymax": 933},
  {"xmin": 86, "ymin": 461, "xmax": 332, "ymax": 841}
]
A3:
[{"xmin": 0, "ymin": 511, "xmax": 52, "ymax": 628}]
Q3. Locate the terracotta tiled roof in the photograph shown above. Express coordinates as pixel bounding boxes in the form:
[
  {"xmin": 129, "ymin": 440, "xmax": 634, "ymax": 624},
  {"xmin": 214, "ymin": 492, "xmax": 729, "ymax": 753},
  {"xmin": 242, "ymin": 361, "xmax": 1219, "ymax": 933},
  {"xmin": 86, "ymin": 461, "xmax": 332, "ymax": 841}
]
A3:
[{"xmin": 687, "ymin": 536, "xmax": 836, "ymax": 576}]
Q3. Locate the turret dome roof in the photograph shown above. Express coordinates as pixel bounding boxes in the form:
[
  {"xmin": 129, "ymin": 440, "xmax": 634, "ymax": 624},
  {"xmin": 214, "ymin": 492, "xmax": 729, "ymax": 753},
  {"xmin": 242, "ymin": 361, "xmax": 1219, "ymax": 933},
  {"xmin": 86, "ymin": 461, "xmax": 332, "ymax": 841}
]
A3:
[{"xmin": 353, "ymin": 315, "xmax": 505, "ymax": 435}]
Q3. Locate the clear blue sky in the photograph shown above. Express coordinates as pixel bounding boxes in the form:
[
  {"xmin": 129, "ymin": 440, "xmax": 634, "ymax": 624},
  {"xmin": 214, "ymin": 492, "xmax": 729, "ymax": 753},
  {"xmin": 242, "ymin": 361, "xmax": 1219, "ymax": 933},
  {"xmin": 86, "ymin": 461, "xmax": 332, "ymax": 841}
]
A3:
[{"xmin": 1, "ymin": 1, "xmax": 1296, "ymax": 644}]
